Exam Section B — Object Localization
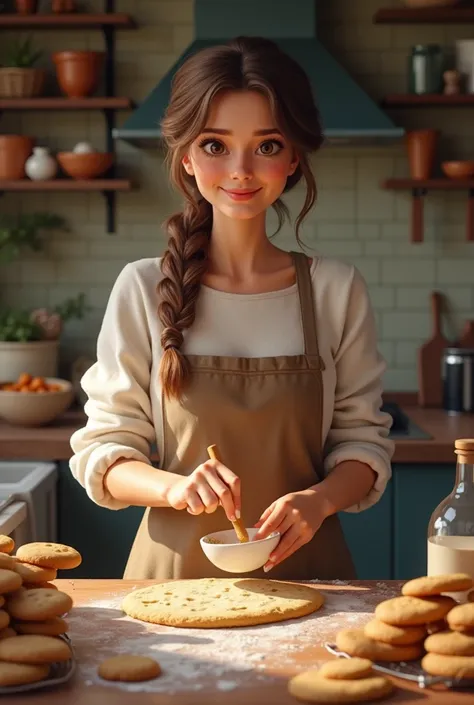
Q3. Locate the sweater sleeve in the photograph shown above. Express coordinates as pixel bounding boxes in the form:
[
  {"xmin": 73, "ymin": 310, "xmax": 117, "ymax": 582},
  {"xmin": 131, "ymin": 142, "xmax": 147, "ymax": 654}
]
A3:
[
  {"xmin": 323, "ymin": 266, "xmax": 394, "ymax": 513},
  {"xmin": 69, "ymin": 263, "xmax": 156, "ymax": 510}
]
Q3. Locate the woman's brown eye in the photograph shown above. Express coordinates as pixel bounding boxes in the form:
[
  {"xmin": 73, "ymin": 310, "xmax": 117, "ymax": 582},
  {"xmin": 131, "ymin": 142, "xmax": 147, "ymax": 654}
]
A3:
[
  {"xmin": 258, "ymin": 140, "xmax": 282, "ymax": 156},
  {"xmin": 201, "ymin": 140, "xmax": 225, "ymax": 155}
]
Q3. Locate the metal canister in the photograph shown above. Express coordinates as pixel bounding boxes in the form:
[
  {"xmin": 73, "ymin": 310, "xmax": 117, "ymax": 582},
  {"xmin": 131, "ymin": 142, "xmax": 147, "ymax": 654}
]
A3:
[
  {"xmin": 409, "ymin": 45, "xmax": 444, "ymax": 94},
  {"xmin": 442, "ymin": 348, "xmax": 474, "ymax": 415}
]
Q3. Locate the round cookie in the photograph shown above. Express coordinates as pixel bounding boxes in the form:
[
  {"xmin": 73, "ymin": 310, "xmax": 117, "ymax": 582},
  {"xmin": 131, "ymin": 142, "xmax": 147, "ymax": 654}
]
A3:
[
  {"xmin": 0, "ymin": 568, "xmax": 22, "ymax": 595},
  {"xmin": 0, "ymin": 535, "xmax": 14, "ymax": 555},
  {"xmin": 446, "ymin": 603, "xmax": 474, "ymax": 633},
  {"xmin": 7, "ymin": 587, "xmax": 73, "ymax": 621},
  {"xmin": 425, "ymin": 630, "xmax": 474, "ymax": 656},
  {"xmin": 122, "ymin": 578, "xmax": 324, "ymax": 628},
  {"xmin": 288, "ymin": 671, "xmax": 393, "ymax": 703},
  {"xmin": 98, "ymin": 655, "xmax": 161, "ymax": 682},
  {"xmin": 0, "ymin": 634, "xmax": 71, "ymax": 664},
  {"xmin": 0, "ymin": 627, "xmax": 16, "ymax": 639},
  {"xmin": 14, "ymin": 616, "xmax": 68, "ymax": 636},
  {"xmin": 0, "ymin": 662, "xmax": 48, "ymax": 687},
  {"xmin": 0, "ymin": 553, "xmax": 16, "ymax": 570},
  {"xmin": 422, "ymin": 652, "xmax": 474, "ymax": 679},
  {"xmin": 364, "ymin": 619, "xmax": 426, "ymax": 646},
  {"xmin": 15, "ymin": 542, "xmax": 81, "ymax": 570},
  {"xmin": 318, "ymin": 658, "xmax": 373, "ymax": 680},
  {"xmin": 14, "ymin": 562, "xmax": 57, "ymax": 584},
  {"xmin": 336, "ymin": 629, "xmax": 423, "ymax": 662},
  {"xmin": 402, "ymin": 574, "xmax": 473, "ymax": 597},
  {"xmin": 375, "ymin": 595, "xmax": 455, "ymax": 626}
]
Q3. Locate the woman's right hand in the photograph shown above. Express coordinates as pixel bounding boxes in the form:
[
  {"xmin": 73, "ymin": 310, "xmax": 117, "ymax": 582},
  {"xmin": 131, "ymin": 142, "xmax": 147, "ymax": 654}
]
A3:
[{"xmin": 165, "ymin": 459, "xmax": 241, "ymax": 522}]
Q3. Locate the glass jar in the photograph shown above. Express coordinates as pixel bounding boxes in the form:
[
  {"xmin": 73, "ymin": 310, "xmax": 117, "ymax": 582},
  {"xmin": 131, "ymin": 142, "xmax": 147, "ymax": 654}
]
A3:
[
  {"xmin": 427, "ymin": 439, "xmax": 474, "ymax": 583},
  {"xmin": 409, "ymin": 44, "xmax": 444, "ymax": 95}
]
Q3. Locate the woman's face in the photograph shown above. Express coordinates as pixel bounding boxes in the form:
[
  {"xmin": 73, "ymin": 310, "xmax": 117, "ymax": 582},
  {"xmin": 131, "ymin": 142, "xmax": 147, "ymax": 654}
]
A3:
[{"xmin": 182, "ymin": 90, "xmax": 299, "ymax": 221}]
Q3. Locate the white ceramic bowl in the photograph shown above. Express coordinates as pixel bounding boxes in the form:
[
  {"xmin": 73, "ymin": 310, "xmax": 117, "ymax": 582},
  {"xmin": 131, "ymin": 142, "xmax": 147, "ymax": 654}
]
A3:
[
  {"xmin": 200, "ymin": 527, "xmax": 280, "ymax": 574},
  {"xmin": 0, "ymin": 377, "xmax": 74, "ymax": 427}
]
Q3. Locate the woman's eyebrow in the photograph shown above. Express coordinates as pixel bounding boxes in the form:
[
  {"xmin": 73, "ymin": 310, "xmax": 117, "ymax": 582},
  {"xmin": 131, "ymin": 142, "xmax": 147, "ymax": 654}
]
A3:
[{"xmin": 200, "ymin": 127, "xmax": 283, "ymax": 136}]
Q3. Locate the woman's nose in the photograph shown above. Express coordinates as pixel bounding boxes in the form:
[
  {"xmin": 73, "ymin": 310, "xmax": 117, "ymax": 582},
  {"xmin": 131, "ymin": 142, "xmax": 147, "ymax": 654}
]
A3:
[{"xmin": 229, "ymin": 152, "xmax": 253, "ymax": 181}]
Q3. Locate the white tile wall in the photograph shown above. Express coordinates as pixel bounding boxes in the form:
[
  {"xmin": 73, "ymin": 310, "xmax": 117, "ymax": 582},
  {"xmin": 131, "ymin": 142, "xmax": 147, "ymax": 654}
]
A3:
[{"xmin": 1, "ymin": 0, "xmax": 473, "ymax": 390}]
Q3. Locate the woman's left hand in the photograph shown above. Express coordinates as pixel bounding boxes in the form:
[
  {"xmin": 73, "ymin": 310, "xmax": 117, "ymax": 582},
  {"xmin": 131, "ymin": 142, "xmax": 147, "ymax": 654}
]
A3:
[{"xmin": 253, "ymin": 489, "xmax": 330, "ymax": 572}]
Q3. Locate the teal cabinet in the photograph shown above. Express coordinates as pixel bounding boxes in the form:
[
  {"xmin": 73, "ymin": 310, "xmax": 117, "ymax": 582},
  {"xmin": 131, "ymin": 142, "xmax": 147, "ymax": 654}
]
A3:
[
  {"xmin": 339, "ymin": 481, "xmax": 392, "ymax": 580},
  {"xmin": 57, "ymin": 461, "xmax": 144, "ymax": 579},
  {"xmin": 393, "ymin": 463, "xmax": 455, "ymax": 580}
]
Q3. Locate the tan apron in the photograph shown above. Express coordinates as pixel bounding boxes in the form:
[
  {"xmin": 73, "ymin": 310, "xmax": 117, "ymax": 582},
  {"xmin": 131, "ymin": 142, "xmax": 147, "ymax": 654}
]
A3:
[{"xmin": 124, "ymin": 252, "xmax": 356, "ymax": 581}]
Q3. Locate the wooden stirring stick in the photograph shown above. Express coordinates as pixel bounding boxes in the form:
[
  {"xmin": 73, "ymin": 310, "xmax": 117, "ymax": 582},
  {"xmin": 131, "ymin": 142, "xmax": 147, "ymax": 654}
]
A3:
[{"xmin": 207, "ymin": 444, "xmax": 249, "ymax": 543}]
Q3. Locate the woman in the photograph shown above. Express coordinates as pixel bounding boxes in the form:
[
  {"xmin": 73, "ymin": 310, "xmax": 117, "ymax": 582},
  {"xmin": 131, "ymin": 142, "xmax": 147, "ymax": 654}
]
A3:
[{"xmin": 70, "ymin": 36, "xmax": 393, "ymax": 581}]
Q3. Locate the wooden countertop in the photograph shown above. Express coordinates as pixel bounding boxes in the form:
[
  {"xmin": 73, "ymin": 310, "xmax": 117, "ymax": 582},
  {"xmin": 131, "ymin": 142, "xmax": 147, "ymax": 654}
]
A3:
[
  {"xmin": 0, "ymin": 396, "xmax": 472, "ymax": 463},
  {"xmin": 11, "ymin": 579, "xmax": 472, "ymax": 704}
]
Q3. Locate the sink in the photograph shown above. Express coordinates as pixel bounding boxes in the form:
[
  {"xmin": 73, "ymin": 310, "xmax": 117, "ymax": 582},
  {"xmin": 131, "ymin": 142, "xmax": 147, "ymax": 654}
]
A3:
[{"xmin": 382, "ymin": 402, "xmax": 432, "ymax": 440}]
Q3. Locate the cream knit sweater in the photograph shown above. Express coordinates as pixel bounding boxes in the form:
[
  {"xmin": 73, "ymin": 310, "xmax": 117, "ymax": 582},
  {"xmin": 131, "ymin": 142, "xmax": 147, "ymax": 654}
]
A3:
[{"xmin": 70, "ymin": 255, "xmax": 394, "ymax": 512}]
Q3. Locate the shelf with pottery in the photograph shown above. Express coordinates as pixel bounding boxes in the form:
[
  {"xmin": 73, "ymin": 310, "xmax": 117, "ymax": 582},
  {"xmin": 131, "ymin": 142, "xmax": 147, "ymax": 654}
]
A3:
[
  {"xmin": 0, "ymin": 13, "xmax": 135, "ymax": 29},
  {"xmin": 374, "ymin": 6, "xmax": 474, "ymax": 24},
  {"xmin": 0, "ymin": 97, "xmax": 133, "ymax": 110},
  {"xmin": 382, "ymin": 93, "xmax": 474, "ymax": 106}
]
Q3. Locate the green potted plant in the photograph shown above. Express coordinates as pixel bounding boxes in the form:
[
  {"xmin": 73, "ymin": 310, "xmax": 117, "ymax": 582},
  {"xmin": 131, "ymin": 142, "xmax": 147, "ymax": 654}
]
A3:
[
  {"xmin": 0, "ymin": 35, "xmax": 45, "ymax": 98},
  {"xmin": 0, "ymin": 212, "xmax": 90, "ymax": 381}
]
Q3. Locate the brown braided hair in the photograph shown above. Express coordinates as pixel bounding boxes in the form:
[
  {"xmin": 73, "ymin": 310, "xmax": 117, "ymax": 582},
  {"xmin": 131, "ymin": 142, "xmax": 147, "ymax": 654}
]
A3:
[{"xmin": 158, "ymin": 36, "xmax": 324, "ymax": 400}]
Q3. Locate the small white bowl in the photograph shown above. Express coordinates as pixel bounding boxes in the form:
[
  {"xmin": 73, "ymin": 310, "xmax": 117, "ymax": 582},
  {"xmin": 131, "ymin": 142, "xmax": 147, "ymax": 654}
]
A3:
[{"xmin": 200, "ymin": 527, "xmax": 280, "ymax": 574}]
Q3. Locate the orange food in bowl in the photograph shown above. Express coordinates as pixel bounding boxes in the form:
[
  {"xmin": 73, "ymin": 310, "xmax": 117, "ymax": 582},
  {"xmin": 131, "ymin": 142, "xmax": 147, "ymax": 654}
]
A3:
[{"xmin": 0, "ymin": 373, "xmax": 63, "ymax": 393}]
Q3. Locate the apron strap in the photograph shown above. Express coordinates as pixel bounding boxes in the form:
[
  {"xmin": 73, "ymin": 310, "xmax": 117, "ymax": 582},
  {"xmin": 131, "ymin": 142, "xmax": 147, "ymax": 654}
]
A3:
[{"xmin": 291, "ymin": 252, "xmax": 323, "ymax": 366}]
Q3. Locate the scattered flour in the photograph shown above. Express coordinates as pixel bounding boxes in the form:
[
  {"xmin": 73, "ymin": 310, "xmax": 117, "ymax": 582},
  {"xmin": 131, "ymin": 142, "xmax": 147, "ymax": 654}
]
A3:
[{"xmin": 67, "ymin": 581, "xmax": 401, "ymax": 694}]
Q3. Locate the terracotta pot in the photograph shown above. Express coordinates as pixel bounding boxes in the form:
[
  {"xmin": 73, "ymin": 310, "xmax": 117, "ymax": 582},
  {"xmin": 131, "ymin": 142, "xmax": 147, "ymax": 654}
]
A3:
[
  {"xmin": 0, "ymin": 135, "xmax": 34, "ymax": 180},
  {"xmin": 52, "ymin": 51, "xmax": 105, "ymax": 98},
  {"xmin": 51, "ymin": 0, "xmax": 76, "ymax": 12},
  {"xmin": 405, "ymin": 129, "xmax": 439, "ymax": 180},
  {"xmin": 15, "ymin": 0, "xmax": 38, "ymax": 14}
]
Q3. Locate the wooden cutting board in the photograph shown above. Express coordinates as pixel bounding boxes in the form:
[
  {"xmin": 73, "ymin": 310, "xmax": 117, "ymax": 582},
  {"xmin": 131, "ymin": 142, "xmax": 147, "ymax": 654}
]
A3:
[
  {"xmin": 417, "ymin": 291, "xmax": 450, "ymax": 407},
  {"xmin": 458, "ymin": 320, "xmax": 474, "ymax": 349}
]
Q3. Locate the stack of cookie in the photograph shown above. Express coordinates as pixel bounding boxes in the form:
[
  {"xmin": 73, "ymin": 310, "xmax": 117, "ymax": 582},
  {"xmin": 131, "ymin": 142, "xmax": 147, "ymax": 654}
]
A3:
[
  {"xmin": 336, "ymin": 573, "xmax": 474, "ymax": 678},
  {"xmin": 0, "ymin": 535, "xmax": 81, "ymax": 688},
  {"xmin": 289, "ymin": 656, "xmax": 393, "ymax": 703}
]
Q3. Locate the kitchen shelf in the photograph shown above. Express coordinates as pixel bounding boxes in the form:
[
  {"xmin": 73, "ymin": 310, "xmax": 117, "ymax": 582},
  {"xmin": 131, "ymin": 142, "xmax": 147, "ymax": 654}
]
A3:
[
  {"xmin": 382, "ymin": 94, "xmax": 474, "ymax": 107},
  {"xmin": 0, "ymin": 97, "xmax": 133, "ymax": 110},
  {"xmin": 0, "ymin": 178, "xmax": 132, "ymax": 234},
  {"xmin": 0, "ymin": 13, "xmax": 135, "ymax": 29},
  {"xmin": 374, "ymin": 7, "xmax": 474, "ymax": 24},
  {"xmin": 382, "ymin": 178, "xmax": 474, "ymax": 244}
]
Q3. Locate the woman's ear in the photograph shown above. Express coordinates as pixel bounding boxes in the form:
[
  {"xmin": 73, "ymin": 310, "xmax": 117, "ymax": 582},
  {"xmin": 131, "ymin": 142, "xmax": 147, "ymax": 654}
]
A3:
[
  {"xmin": 288, "ymin": 150, "xmax": 299, "ymax": 176},
  {"xmin": 182, "ymin": 154, "xmax": 194, "ymax": 176}
]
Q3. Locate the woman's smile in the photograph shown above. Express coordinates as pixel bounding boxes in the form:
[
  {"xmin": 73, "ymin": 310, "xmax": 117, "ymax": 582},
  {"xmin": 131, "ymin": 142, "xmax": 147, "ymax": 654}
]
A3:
[{"xmin": 220, "ymin": 187, "xmax": 262, "ymax": 201}]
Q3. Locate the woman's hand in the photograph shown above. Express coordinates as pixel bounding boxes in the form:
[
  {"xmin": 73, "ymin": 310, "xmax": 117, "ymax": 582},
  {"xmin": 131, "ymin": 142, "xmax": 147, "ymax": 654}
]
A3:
[
  {"xmin": 253, "ymin": 489, "xmax": 330, "ymax": 572},
  {"xmin": 165, "ymin": 459, "xmax": 241, "ymax": 522}
]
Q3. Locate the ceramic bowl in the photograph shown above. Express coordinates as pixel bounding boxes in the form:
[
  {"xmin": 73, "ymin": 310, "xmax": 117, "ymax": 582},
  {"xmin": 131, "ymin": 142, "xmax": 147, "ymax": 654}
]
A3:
[
  {"xmin": 441, "ymin": 161, "xmax": 474, "ymax": 179},
  {"xmin": 57, "ymin": 152, "xmax": 113, "ymax": 180},
  {"xmin": 200, "ymin": 528, "xmax": 280, "ymax": 574},
  {"xmin": 0, "ymin": 378, "xmax": 74, "ymax": 427}
]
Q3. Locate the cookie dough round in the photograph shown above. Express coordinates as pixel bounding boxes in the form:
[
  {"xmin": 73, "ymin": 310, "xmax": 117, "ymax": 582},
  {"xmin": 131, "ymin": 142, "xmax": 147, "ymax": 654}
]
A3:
[
  {"xmin": 402, "ymin": 574, "xmax": 473, "ymax": 597},
  {"xmin": 122, "ymin": 578, "xmax": 324, "ymax": 628},
  {"xmin": 288, "ymin": 670, "xmax": 393, "ymax": 703},
  {"xmin": 14, "ymin": 562, "xmax": 57, "ymax": 584},
  {"xmin": 447, "ymin": 603, "xmax": 474, "ymax": 633},
  {"xmin": 0, "ymin": 535, "xmax": 14, "ymax": 555},
  {"xmin": 0, "ymin": 634, "xmax": 71, "ymax": 664},
  {"xmin": 0, "ymin": 662, "xmax": 48, "ymax": 687},
  {"xmin": 0, "ymin": 553, "xmax": 16, "ymax": 570},
  {"xmin": 336, "ymin": 629, "xmax": 423, "ymax": 662},
  {"xmin": 425, "ymin": 630, "xmax": 474, "ymax": 656},
  {"xmin": 15, "ymin": 542, "xmax": 81, "ymax": 570},
  {"xmin": 364, "ymin": 618, "xmax": 425, "ymax": 646},
  {"xmin": 375, "ymin": 595, "xmax": 455, "ymax": 626},
  {"xmin": 98, "ymin": 655, "xmax": 161, "ymax": 682},
  {"xmin": 7, "ymin": 587, "xmax": 73, "ymax": 621},
  {"xmin": 422, "ymin": 652, "xmax": 474, "ymax": 679},
  {"xmin": 0, "ymin": 568, "xmax": 22, "ymax": 595},
  {"xmin": 318, "ymin": 658, "xmax": 373, "ymax": 680},
  {"xmin": 14, "ymin": 616, "xmax": 68, "ymax": 637}
]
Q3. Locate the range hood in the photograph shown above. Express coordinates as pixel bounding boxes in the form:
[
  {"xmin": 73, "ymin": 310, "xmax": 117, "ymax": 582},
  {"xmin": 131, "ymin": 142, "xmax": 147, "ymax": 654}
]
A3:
[{"xmin": 113, "ymin": 0, "xmax": 404, "ymax": 146}]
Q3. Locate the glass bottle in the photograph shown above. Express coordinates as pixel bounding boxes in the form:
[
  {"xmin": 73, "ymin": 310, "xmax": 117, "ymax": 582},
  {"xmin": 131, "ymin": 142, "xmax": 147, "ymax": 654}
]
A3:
[
  {"xmin": 409, "ymin": 45, "xmax": 444, "ymax": 95},
  {"xmin": 427, "ymin": 439, "xmax": 474, "ymax": 581}
]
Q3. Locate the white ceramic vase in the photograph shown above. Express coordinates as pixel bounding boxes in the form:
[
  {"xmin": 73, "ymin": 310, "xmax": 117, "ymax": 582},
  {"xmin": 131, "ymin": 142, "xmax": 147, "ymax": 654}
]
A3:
[{"xmin": 25, "ymin": 146, "xmax": 58, "ymax": 181}]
